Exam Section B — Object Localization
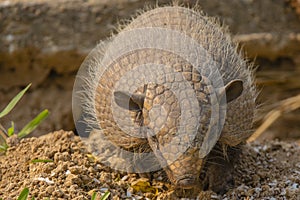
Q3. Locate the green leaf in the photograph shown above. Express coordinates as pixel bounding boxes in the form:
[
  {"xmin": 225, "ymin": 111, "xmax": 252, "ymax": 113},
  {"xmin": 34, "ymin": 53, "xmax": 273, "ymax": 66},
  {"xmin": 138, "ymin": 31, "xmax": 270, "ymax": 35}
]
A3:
[
  {"xmin": 0, "ymin": 144, "xmax": 8, "ymax": 152},
  {"xmin": 18, "ymin": 109, "xmax": 49, "ymax": 139},
  {"xmin": 7, "ymin": 121, "xmax": 15, "ymax": 136},
  {"xmin": 31, "ymin": 159, "xmax": 53, "ymax": 163},
  {"xmin": 0, "ymin": 84, "xmax": 31, "ymax": 118},
  {"xmin": 0, "ymin": 125, "xmax": 8, "ymax": 149},
  {"xmin": 91, "ymin": 192, "xmax": 97, "ymax": 200},
  {"xmin": 0, "ymin": 124, "xmax": 7, "ymax": 136},
  {"xmin": 17, "ymin": 188, "xmax": 29, "ymax": 200},
  {"xmin": 100, "ymin": 191, "xmax": 110, "ymax": 200}
]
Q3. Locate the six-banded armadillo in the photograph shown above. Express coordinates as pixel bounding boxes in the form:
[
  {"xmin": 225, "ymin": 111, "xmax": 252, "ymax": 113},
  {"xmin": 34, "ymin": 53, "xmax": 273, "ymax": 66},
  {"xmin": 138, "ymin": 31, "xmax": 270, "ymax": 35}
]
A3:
[{"xmin": 74, "ymin": 5, "xmax": 256, "ymax": 189}]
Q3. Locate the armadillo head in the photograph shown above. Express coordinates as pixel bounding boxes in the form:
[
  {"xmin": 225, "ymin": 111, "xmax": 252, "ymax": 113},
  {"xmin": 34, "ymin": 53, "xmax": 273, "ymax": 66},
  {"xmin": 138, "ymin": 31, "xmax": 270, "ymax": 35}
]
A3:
[{"xmin": 114, "ymin": 77, "xmax": 243, "ymax": 189}]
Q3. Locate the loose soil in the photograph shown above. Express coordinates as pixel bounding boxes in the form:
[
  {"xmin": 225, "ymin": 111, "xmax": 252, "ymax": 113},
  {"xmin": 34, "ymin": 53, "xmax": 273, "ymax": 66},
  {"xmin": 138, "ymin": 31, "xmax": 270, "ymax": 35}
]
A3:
[{"xmin": 0, "ymin": 130, "xmax": 299, "ymax": 199}]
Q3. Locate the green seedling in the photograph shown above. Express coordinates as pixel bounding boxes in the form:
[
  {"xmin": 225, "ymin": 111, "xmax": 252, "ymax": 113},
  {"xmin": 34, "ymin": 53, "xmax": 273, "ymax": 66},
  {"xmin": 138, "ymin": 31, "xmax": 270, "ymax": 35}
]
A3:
[
  {"xmin": 0, "ymin": 84, "xmax": 49, "ymax": 153},
  {"xmin": 30, "ymin": 159, "xmax": 53, "ymax": 163},
  {"xmin": 91, "ymin": 192, "xmax": 97, "ymax": 200},
  {"xmin": 17, "ymin": 109, "xmax": 49, "ymax": 139},
  {"xmin": 0, "ymin": 84, "xmax": 31, "ymax": 119},
  {"xmin": 7, "ymin": 121, "xmax": 15, "ymax": 136},
  {"xmin": 90, "ymin": 191, "xmax": 110, "ymax": 200},
  {"xmin": 17, "ymin": 188, "xmax": 29, "ymax": 200},
  {"xmin": 101, "ymin": 191, "xmax": 110, "ymax": 200}
]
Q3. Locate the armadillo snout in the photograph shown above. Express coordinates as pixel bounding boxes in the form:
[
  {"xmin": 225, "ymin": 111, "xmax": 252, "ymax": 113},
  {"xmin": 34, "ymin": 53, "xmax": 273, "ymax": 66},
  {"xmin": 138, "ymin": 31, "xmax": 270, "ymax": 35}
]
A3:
[
  {"xmin": 161, "ymin": 147, "xmax": 205, "ymax": 189},
  {"xmin": 176, "ymin": 176, "xmax": 198, "ymax": 189}
]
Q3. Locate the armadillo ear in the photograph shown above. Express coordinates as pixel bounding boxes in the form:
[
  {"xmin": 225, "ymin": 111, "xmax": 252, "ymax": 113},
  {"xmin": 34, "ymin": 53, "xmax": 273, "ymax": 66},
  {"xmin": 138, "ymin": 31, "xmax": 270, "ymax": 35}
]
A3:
[
  {"xmin": 223, "ymin": 79, "xmax": 243, "ymax": 103},
  {"xmin": 113, "ymin": 91, "xmax": 145, "ymax": 111}
]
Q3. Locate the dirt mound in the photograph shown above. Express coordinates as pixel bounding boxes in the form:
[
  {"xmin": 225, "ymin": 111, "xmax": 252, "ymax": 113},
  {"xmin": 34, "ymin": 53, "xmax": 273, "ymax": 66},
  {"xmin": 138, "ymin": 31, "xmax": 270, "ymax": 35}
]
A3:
[
  {"xmin": 0, "ymin": 130, "xmax": 299, "ymax": 199},
  {"xmin": 1, "ymin": 0, "xmax": 300, "ymax": 140}
]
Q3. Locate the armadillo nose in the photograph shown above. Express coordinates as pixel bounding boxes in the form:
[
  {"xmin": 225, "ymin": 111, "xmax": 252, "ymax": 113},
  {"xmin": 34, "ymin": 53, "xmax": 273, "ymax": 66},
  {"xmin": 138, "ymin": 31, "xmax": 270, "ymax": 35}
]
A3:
[{"xmin": 176, "ymin": 177, "xmax": 197, "ymax": 189}]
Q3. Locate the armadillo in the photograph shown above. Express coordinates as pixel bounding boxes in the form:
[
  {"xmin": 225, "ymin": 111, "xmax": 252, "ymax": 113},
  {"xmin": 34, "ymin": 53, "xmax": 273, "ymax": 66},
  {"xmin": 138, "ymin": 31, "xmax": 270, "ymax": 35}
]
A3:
[{"xmin": 73, "ymin": 5, "xmax": 256, "ymax": 189}]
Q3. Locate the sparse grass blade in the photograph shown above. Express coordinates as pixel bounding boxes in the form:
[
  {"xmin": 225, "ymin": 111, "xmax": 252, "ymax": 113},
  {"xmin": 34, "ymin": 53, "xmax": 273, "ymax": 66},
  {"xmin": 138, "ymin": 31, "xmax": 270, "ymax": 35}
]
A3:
[
  {"xmin": 18, "ymin": 109, "xmax": 49, "ymax": 139},
  {"xmin": 17, "ymin": 188, "xmax": 29, "ymax": 200},
  {"xmin": 0, "ymin": 124, "xmax": 7, "ymax": 136},
  {"xmin": 31, "ymin": 159, "xmax": 53, "ymax": 163},
  {"xmin": 0, "ymin": 143, "xmax": 8, "ymax": 153},
  {"xmin": 91, "ymin": 192, "xmax": 97, "ymax": 200},
  {"xmin": 0, "ymin": 124, "xmax": 8, "ymax": 150},
  {"xmin": 7, "ymin": 121, "xmax": 15, "ymax": 136},
  {"xmin": 0, "ymin": 84, "xmax": 31, "ymax": 118},
  {"xmin": 101, "ymin": 191, "xmax": 110, "ymax": 200}
]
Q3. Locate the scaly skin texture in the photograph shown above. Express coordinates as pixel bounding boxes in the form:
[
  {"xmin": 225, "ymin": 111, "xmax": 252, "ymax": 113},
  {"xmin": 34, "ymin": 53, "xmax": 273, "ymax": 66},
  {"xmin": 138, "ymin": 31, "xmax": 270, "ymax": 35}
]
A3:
[{"xmin": 80, "ymin": 5, "xmax": 256, "ymax": 190}]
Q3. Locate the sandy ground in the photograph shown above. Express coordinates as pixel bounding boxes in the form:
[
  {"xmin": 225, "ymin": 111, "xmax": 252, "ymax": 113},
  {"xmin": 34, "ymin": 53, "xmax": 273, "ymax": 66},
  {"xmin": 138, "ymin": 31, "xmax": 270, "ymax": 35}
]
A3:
[{"xmin": 0, "ymin": 130, "xmax": 299, "ymax": 199}]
